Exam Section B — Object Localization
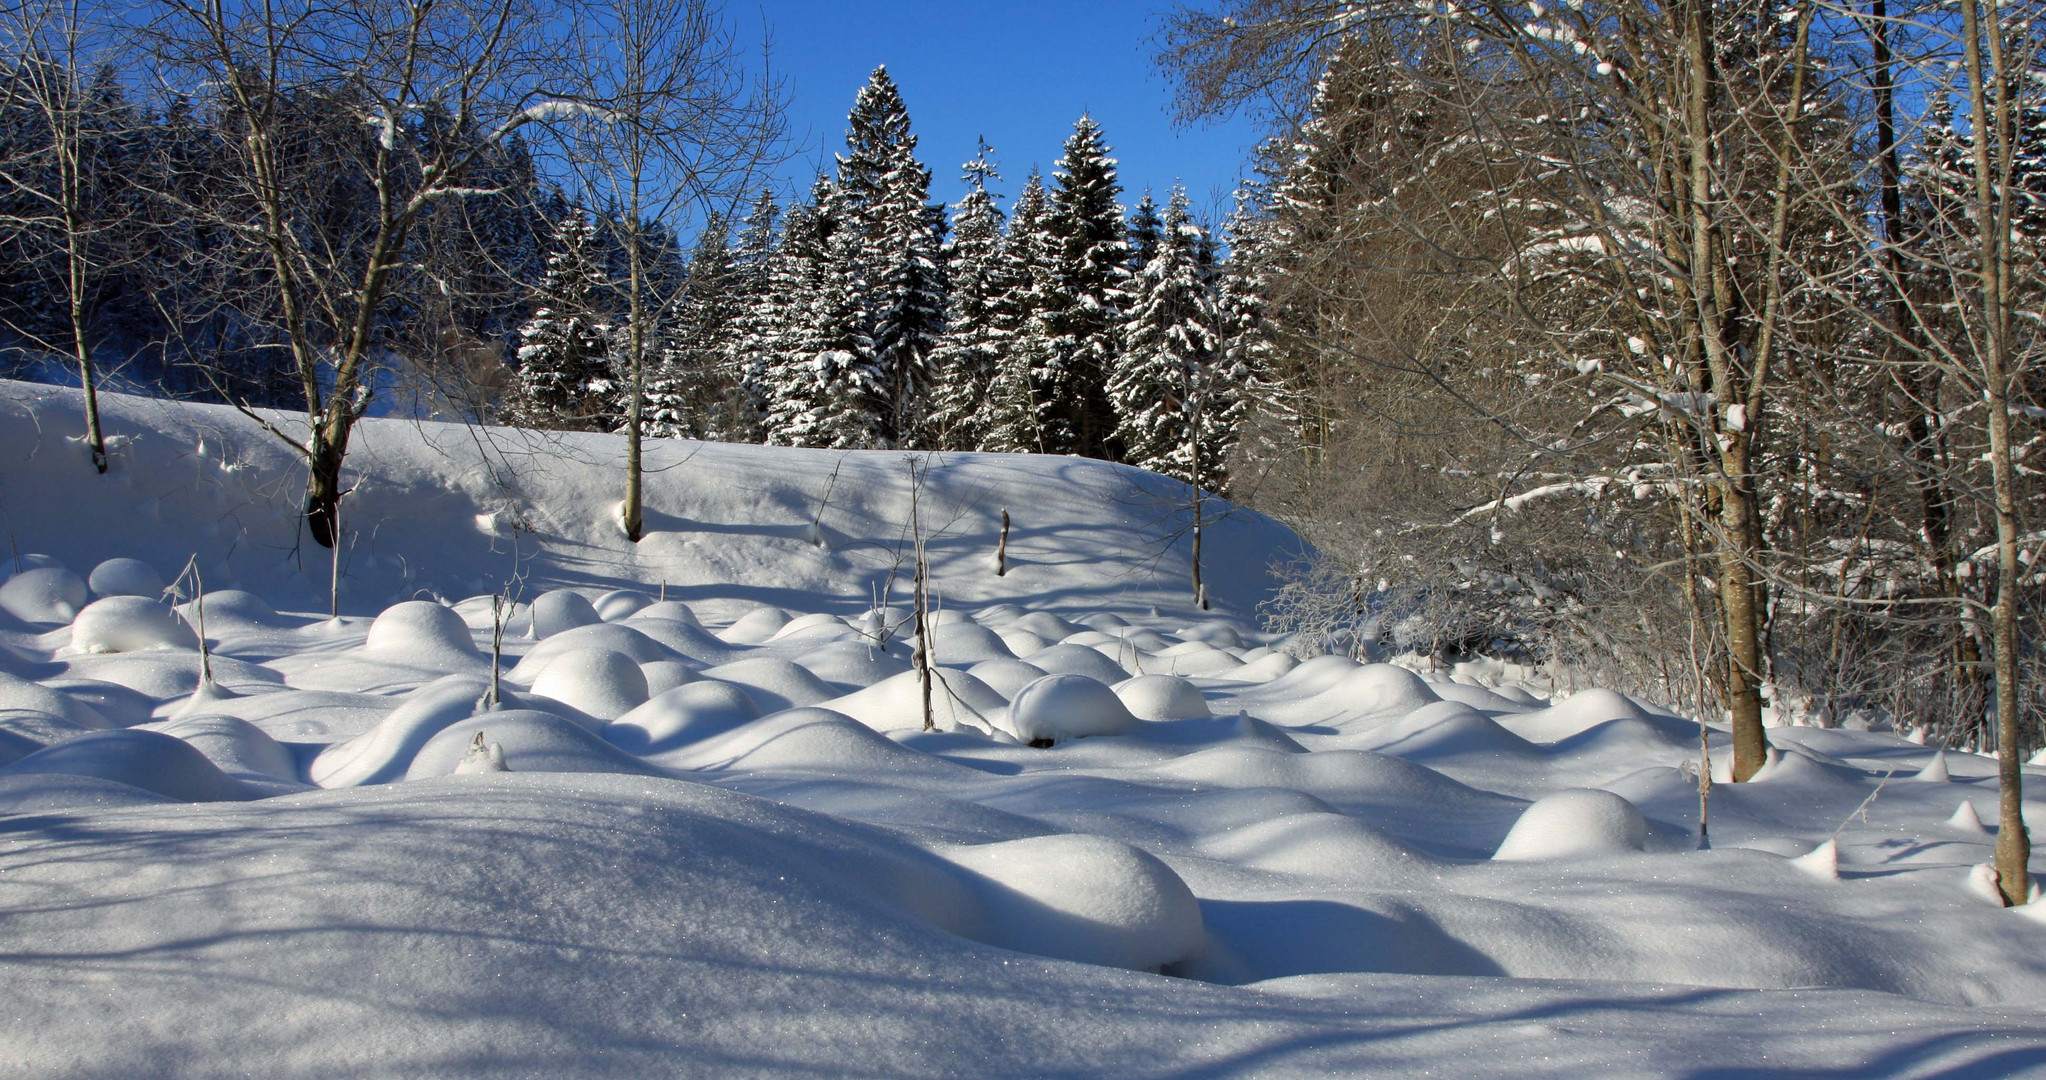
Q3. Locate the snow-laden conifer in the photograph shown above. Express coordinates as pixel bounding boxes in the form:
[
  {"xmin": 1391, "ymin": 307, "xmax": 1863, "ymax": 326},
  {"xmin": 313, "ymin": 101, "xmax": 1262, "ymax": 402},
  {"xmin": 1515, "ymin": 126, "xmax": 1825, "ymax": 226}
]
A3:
[
  {"xmin": 927, "ymin": 140, "xmax": 1006, "ymax": 451},
  {"xmin": 1041, "ymin": 115, "xmax": 1129, "ymax": 458},
  {"xmin": 510, "ymin": 210, "xmax": 618, "ymax": 431}
]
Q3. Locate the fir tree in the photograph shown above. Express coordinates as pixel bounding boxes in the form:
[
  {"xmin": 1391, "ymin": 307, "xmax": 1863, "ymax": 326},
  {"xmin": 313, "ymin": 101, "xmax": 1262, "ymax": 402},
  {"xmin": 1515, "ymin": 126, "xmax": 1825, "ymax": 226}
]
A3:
[
  {"xmin": 718, "ymin": 190, "xmax": 780, "ymax": 441},
  {"xmin": 982, "ymin": 169, "xmax": 1057, "ymax": 454},
  {"xmin": 1127, "ymin": 190, "xmax": 1163, "ymax": 275},
  {"xmin": 646, "ymin": 216, "xmax": 739, "ymax": 439},
  {"xmin": 1041, "ymin": 114, "xmax": 1130, "ymax": 458},
  {"xmin": 927, "ymin": 139, "xmax": 1006, "ymax": 451},
  {"xmin": 1110, "ymin": 185, "xmax": 1226, "ymax": 485},
  {"xmin": 762, "ymin": 178, "xmax": 885, "ymax": 448},
  {"xmin": 510, "ymin": 211, "xmax": 618, "ymax": 431},
  {"xmin": 836, "ymin": 65, "xmax": 945, "ymax": 446}
]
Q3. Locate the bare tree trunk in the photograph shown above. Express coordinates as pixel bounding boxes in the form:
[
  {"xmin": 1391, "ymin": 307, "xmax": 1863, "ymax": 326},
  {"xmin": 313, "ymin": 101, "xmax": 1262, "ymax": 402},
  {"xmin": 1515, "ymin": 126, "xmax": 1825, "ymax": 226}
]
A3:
[
  {"xmin": 1960, "ymin": 0, "xmax": 2030, "ymax": 906},
  {"xmin": 1681, "ymin": 0, "xmax": 1770, "ymax": 781}
]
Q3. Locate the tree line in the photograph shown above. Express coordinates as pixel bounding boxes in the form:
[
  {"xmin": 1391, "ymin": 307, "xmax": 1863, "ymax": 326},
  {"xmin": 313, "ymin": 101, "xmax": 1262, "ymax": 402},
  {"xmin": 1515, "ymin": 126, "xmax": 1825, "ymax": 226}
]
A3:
[
  {"xmin": 508, "ymin": 65, "xmax": 1272, "ymax": 494},
  {"xmin": 1166, "ymin": 0, "xmax": 2046, "ymax": 903}
]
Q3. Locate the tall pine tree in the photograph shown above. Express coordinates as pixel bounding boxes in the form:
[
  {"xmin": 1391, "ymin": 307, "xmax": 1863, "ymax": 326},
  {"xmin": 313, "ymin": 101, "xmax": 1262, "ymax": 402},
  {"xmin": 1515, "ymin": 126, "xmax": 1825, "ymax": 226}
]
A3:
[
  {"xmin": 1110, "ymin": 184, "xmax": 1228, "ymax": 485},
  {"xmin": 510, "ymin": 211, "xmax": 618, "ymax": 431},
  {"xmin": 983, "ymin": 169, "xmax": 1057, "ymax": 454},
  {"xmin": 927, "ymin": 139, "xmax": 1006, "ymax": 451},
  {"xmin": 1041, "ymin": 115, "xmax": 1129, "ymax": 459},
  {"xmin": 835, "ymin": 66, "xmax": 945, "ymax": 447}
]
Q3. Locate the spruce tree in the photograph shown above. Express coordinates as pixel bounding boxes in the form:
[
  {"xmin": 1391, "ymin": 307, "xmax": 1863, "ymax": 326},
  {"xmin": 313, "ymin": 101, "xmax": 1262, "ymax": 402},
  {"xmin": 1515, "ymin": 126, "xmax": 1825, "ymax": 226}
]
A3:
[
  {"xmin": 983, "ymin": 169, "xmax": 1057, "ymax": 454},
  {"xmin": 1041, "ymin": 115, "xmax": 1130, "ymax": 459},
  {"xmin": 1127, "ymin": 190, "xmax": 1163, "ymax": 275},
  {"xmin": 1110, "ymin": 185, "xmax": 1224, "ymax": 485},
  {"xmin": 761, "ymin": 178, "xmax": 885, "ymax": 448},
  {"xmin": 927, "ymin": 140, "xmax": 1006, "ymax": 451},
  {"xmin": 718, "ymin": 190, "xmax": 780, "ymax": 441},
  {"xmin": 836, "ymin": 66, "xmax": 945, "ymax": 446},
  {"xmin": 510, "ymin": 211, "xmax": 618, "ymax": 431},
  {"xmin": 646, "ymin": 217, "xmax": 739, "ymax": 439}
]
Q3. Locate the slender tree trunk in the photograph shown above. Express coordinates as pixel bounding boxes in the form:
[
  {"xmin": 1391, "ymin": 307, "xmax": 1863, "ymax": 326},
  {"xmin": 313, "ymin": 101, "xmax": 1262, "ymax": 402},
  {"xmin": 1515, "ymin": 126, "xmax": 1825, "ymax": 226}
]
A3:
[
  {"xmin": 1960, "ymin": 0, "xmax": 2030, "ymax": 905},
  {"xmin": 1682, "ymin": 0, "xmax": 1769, "ymax": 780}
]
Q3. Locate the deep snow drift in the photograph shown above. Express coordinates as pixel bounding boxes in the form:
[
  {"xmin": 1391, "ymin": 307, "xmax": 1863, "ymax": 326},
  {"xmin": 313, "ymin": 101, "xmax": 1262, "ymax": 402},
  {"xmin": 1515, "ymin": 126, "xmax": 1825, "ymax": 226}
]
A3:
[{"xmin": 3, "ymin": 382, "xmax": 2046, "ymax": 1079}]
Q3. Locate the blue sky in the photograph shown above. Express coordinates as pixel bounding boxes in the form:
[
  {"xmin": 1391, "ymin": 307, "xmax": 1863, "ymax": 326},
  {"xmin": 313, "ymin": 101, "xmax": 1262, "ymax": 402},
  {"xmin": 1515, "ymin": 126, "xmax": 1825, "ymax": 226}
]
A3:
[{"xmin": 735, "ymin": 1, "xmax": 1267, "ymax": 223}]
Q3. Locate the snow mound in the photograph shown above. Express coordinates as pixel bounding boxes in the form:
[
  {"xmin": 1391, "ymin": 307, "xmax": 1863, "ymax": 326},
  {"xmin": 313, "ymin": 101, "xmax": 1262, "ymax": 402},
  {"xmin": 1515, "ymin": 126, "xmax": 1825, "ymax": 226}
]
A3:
[
  {"xmin": 406, "ymin": 711, "xmax": 665, "ymax": 779},
  {"xmin": 717, "ymin": 605, "xmax": 790, "ymax": 644},
  {"xmin": 1197, "ymin": 811, "xmax": 1427, "ymax": 879},
  {"xmin": 507, "ymin": 623, "xmax": 677, "ymax": 681},
  {"xmin": 529, "ymin": 589, "xmax": 601, "ymax": 638},
  {"xmin": 1913, "ymin": 750, "xmax": 1951, "ymax": 782},
  {"xmin": 768, "ymin": 611, "xmax": 852, "ymax": 642},
  {"xmin": 995, "ymin": 628, "xmax": 1052, "ymax": 658},
  {"xmin": 1020, "ymin": 642, "xmax": 1132, "ymax": 685},
  {"xmin": 640, "ymin": 660, "xmax": 697, "ymax": 695},
  {"xmin": 1006, "ymin": 674, "xmax": 1139, "ymax": 744},
  {"xmin": 1949, "ymin": 799, "xmax": 1988, "ymax": 832},
  {"xmin": 0, "ymin": 565, "xmax": 87, "ymax": 625},
  {"xmin": 618, "ymin": 617, "xmax": 737, "ymax": 666},
  {"xmin": 1140, "ymin": 643, "xmax": 1243, "ymax": 678},
  {"xmin": 1229, "ymin": 650, "xmax": 1297, "ymax": 682},
  {"xmin": 674, "ymin": 707, "xmax": 967, "ymax": 777},
  {"xmin": 965, "ymin": 658, "xmax": 1047, "ymax": 699},
  {"xmin": 915, "ymin": 621, "xmax": 1015, "ymax": 665},
  {"xmin": 363, "ymin": 601, "xmax": 483, "ymax": 670},
  {"xmin": 1505, "ymin": 688, "xmax": 1655, "ymax": 742},
  {"xmin": 593, "ymin": 589, "xmax": 653, "ymax": 621},
  {"xmin": 629, "ymin": 600, "xmax": 701, "ymax": 626},
  {"xmin": 0, "ymin": 669, "xmax": 112, "ymax": 737},
  {"xmin": 823, "ymin": 668, "xmax": 1008, "ymax": 732},
  {"xmin": 527, "ymin": 648, "xmax": 650, "ymax": 721},
  {"xmin": 604, "ymin": 681, "xmax": 762, "ymax": 753},
  {"xmin": 793, "ymin": 639, "xmax": 910, "ymax": 689},
  {"xmin": 88, "ymin": 557, "xmax": 165, "ymax": 599},
  {"xmin": 70, "ymin": 595, "xmax": 192, "ymax": 654},
  {"xmin": 1359, "ymin": 701, "xmax": 1542, "ymax": 761},
  {"xmin": 139, "ymin": 714, "xmax": 302, "ymax": 784},
  {"xmin": 942, "ymin": 833, "xmax": 1205, "ymax": 973},
  {"xmin": 309, "ymin": 675, "xmax": 490, "ymax": 787},
  {"xmin": 1114, "ymin": 674, "xmax": 1211, "ymax": 721},
  {"xmin": 1008, "ymin": 611, "xmax": 1081, "ymax": 640},
  {"xmin": 0, "ymin": 728, "xmax": 256, "ymax": 802},
  {"xmin": 1492, "ymin": 789, "xmax": 1647, "ymax": 860},
  {"xmin": 698, "ymin": 657, "xmax": 837, "ymax": 714}
]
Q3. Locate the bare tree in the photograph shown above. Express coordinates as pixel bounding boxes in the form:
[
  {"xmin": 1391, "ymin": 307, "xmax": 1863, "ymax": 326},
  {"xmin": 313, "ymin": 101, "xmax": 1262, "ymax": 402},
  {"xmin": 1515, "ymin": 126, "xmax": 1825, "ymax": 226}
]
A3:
[
  {"xmin": 545, "ymin": 0, "xmax": 781, "ymax": 542},
  {"xmin": 148, "ymin": 0, "xmax": 574, "ymax": 548},
  {"xmin": 0, "ymin": 0, "xmax": 139, "ymax": 473}
]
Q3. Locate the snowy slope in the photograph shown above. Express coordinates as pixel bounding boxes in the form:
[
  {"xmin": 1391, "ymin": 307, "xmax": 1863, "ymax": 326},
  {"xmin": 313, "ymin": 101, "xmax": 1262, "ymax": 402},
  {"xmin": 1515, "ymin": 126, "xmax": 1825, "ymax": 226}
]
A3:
[
  {"xmin": 3, "ymin": 381, "xmax": 2046, "ymax": 1079},
  {"xmin": 0, "ymin": 382, "xmax": 1297, "ymax": 621}
]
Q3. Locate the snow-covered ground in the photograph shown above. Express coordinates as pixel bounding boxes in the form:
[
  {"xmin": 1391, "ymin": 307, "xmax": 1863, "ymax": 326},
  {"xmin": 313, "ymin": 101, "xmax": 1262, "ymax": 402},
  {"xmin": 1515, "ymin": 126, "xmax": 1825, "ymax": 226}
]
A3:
[{"xmin": 3, "ymin": 382, "xmax": 2046, "ymax": 1079}]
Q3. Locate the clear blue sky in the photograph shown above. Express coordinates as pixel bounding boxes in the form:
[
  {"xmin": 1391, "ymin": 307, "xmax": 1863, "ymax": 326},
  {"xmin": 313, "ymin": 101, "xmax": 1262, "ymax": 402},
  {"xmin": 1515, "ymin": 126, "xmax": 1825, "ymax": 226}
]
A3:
[{"xmin": 735, "ymin": 1, "xmax": 1266, "ymax": 223}]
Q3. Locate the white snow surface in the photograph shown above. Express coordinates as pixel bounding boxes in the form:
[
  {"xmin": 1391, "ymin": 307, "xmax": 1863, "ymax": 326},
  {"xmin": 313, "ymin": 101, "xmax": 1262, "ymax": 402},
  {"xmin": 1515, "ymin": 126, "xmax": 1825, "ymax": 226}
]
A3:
[{"xmin": 2, "ymin": 383, "xmax": 2046, "ymax": 1077}]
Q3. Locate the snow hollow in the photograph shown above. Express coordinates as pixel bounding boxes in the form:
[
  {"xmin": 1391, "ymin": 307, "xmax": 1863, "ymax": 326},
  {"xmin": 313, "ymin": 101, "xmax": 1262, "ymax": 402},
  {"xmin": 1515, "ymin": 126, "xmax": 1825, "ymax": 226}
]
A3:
[{"xmin": 3, "ymin": 381, "xmax": 2046, "ymax": 1079}]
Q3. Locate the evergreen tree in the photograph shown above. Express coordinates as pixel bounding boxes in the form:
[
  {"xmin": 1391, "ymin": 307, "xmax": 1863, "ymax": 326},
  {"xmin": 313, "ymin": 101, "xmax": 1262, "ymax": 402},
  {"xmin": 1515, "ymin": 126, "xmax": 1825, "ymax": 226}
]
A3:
[
  {"xmin": 762, "ymin": 178, "xmax": 885, "ymax": 448},
  {"xmin": 927, "ymin": 139, "xmax": 1006, "ymax": 451},
  {"xmin": 718, "ymin": 189, "xmax": 780, "ymax": 441},
  {"xmin": 836, "ymin": 65, "xmax": 944, "ymax": 446},
  {"xmin": 982, "ymin": 169, "xmax": 1057, "ymax": 454},
  {"xmin": 1041, "ymin": 114, "xmax": 1130, "ymax": 458},
  {"xmin": 1126, "ymin": 190, "xmax": 1163, "ymax": 275},
  {"xmin": 1110, "ymin": 185, "xmax": 1227, "ymax": 485},
  {"xmin": 510, "ymin": 211, "xmax": 618, "ymax": 431},
  {"xmin": 646, "ymin": 216, "xmax": 739, "ymax": 439}
]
